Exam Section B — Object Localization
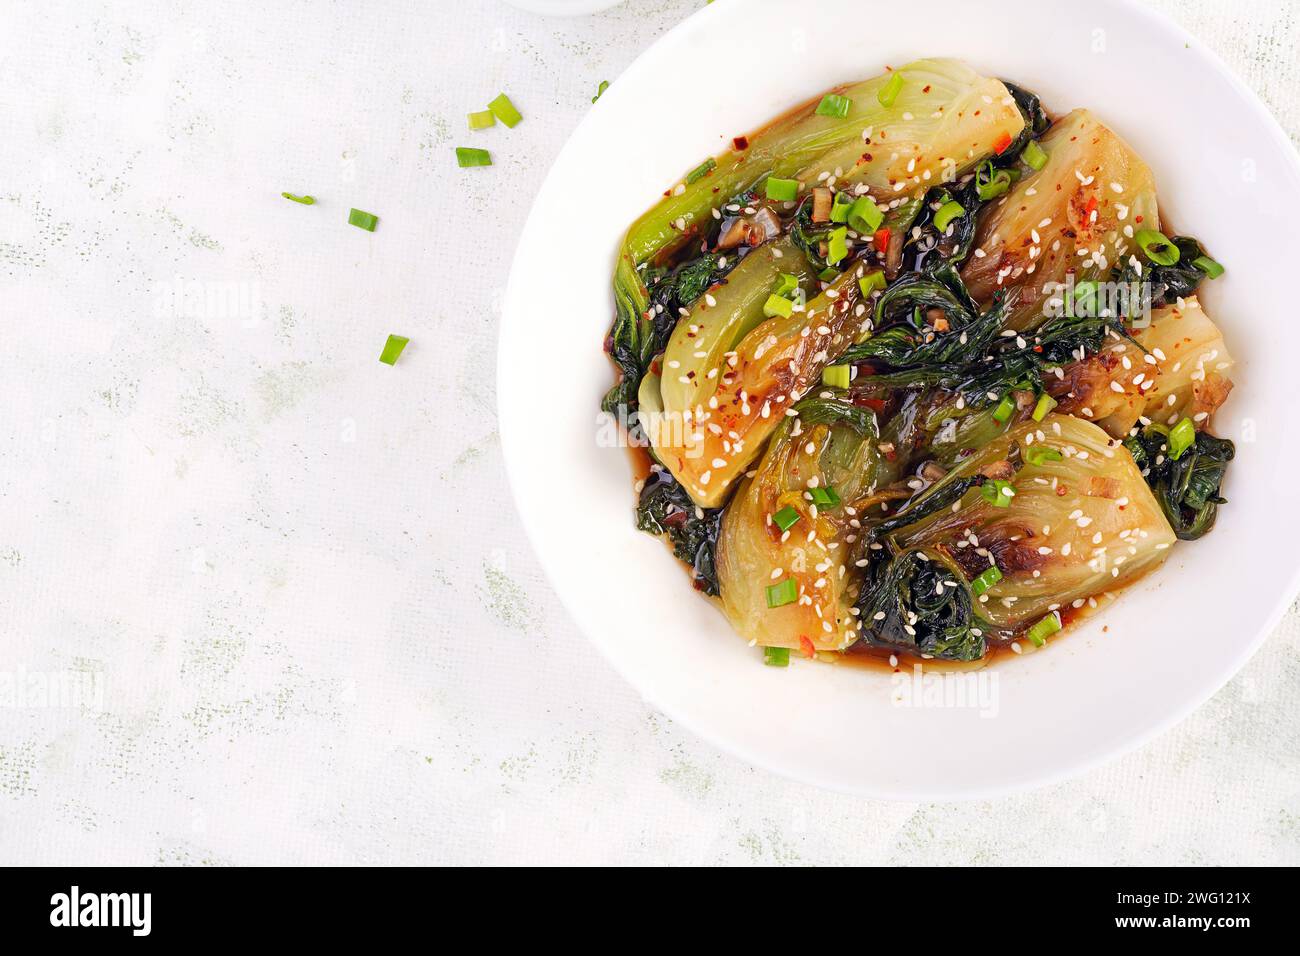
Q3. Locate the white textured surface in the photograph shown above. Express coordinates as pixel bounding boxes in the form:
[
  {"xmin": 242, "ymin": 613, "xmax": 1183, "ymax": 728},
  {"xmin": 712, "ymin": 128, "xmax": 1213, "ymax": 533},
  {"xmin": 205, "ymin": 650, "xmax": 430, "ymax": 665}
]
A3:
[{"xmin": 0, "ymin": 0, "xmax": 1296, "ymax": 865}]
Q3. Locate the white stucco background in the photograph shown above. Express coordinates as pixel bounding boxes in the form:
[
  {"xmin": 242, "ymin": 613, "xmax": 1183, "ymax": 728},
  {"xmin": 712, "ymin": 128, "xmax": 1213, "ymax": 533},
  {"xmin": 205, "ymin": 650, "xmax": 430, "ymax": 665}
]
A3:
[{"xmin": 1, "ymin": 0, "xmax": 1296, "ymax": 866}]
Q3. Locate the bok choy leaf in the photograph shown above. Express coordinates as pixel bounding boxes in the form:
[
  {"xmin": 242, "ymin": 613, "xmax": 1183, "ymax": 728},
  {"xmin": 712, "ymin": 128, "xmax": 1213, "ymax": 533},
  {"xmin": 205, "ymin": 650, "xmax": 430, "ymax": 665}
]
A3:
[
  {"xmin": 961, "ymin": 109, "xmax": 1161, "ymax": 331},
  {"xmin": 648, "ymin": 265, "xmax": 873, "ymax": 508},
  {"xmin": 1124, "ymin": 424, "xmax": 1234, "ymax": 540},
  {"xmin": 604, "ymin": 59, "xmax": 1027, "ymax": 410},
  {"xmin": 717, "ymin": 394, "xmax": 892, "ymax": 652},
  {"xmin": 865, "ymin": 415, "xmax": 1176, "ymax": 635},
  {"xmin": 1050, "ymin": 296, "xmax": 1234, "ymax": 438}
]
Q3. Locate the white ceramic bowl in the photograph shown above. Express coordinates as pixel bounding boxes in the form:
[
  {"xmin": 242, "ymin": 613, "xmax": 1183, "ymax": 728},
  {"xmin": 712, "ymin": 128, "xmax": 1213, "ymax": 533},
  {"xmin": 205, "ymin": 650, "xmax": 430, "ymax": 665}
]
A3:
[{"xmin": 499, "ymin": 0, "xmax": 1300, "ymax": 797}]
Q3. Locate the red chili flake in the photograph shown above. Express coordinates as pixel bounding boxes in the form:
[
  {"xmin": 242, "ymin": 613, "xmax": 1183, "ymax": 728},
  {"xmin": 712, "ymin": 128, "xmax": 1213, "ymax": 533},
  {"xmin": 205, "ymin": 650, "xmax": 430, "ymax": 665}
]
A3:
[
  {"xmin": 1134, "ymin": 215, "xmax": 1144, "ymax": 224},
  {"xmin": 732, "ymin": 136, "xmax": 749, "ymax": 151},
  {"xmin": 922, "ymin": 84, "xmax": 932, "ymax": 93},
  {"xmin": 853, "ymin": 395, "xmax": 889, "ymax": 413},
  {"xmin": 1084, "ymin": 195, "xmax": 1098, "ymax": 218},
  {"xmin": 799, "ymin": 635, "xmax": 816, "ymax": 658},
  {"xmin": 662, "ymin": 510, "xmax": 688, "ymax": 529},
  {"xmin": 993, "ymin": 131, "xmax": 1013, "ymax": 155},
  {"xmin": 873, "ymin": 227, "xmax": 891, "ymax": 252}
]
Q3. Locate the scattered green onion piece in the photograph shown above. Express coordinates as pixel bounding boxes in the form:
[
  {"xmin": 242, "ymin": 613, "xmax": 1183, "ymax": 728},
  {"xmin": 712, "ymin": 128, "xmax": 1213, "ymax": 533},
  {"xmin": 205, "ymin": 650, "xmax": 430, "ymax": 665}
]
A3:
[
  {"xmin": 348, "ymin": 208, "xmax": 379, "ymax": 231},
  {"xmin": 1168, "ymin": 417, "xmax": 1196, "ymax": 460},
  {"xmin": 763, "ymin": 293, "xmax": 794, "ymax": 318},
  {"xmin": 982, "ymin": 479, "xmax": 1014, "ymax": 508},
  {"xmin": 773, "ymin": 505, "xmax": 801, "ymax": 532},
  {"xmin": 685, "ymin": 157, "xmax": 716, "ymax": 185},
  {"xmin": 847, "ymin": 195, "xmax": 884, "ymax": 234},
  {"xmin": 1032, "ymin": 393, "xmax": 1057, "ymax": 422},
  {"xmin": 765, "ymin": 177, "xmax": 799, "ymax": 202},
  {"xmin": 822, "ymin": 364, "xmax": 851, "ymax": 389},
  {"xmin": 858, "ymin": 269, "xmax": 886, "ymax": 297},
  {"xmin": 809, "ymin": 486, "xmax": 841, "ymax": 509},
  {"xmin": 1025, "ymin": 446, "xmax": 1064, "ymax": 467},
  {"xmin": 878, "ymin": 72, "xmax": 904, "ymax": 107},
  {"xmin": 818, "ymin": 266, "xmax": 840, "ymax": 281},
  {"xmin": 1193, "ymin": 255, "xmax": 1225, "ymax": 279},
  {"xmin": 991, "ymin": 394, "xmax": 1016, "ymax": 424},
  {"xmin": 970, "ymin": 566, "xmax": 1003, "ymax": 596},
  {"xmin": 975, "ymin": 161, "xmax": 1014, "ymax": 201},
  {"xmin": 1026, "ymin": 611, "xmax": 1062, "ymax": 647},
  {"xmin": 379, "ymin": 334, "xmax": 409, "ymax": 365},
  {"xmin": 766, "ymin": 578, "xmax": 798, "ymax": 609},
  {"xmin": 830, "ymin": 191, "xmax": 854, "ymax": 224},
  {"xmin": 773, "ymin": 272, "xmax": 800, "ymax": 298},
  {"xmin": 933, "ymin": 200, "xmax": 965, "ymax": 232},
  {"xmin": 592, "ymin": 80, "xmax": 609, "ymax": 103},
  {"xmin": 1069, "ymin": 279, "xmax": 1100, "ymax": 317},
  {"xmin": 467, "ymin": 110, "xmax": 496, "ymax": 130},
  {"xmin": 487, "ymin": 92, "xmax": 522, "ymax": 128},
  {"xmin": 281, "ymin": 192, "xmax": 315, "ymax": 205},
  {"xmin": 1135, "ymin": 228, "xmax": 1180, "ymax": 266},
  {"xmin": 1021, "ymin": 139, "xmax": 1048, "ymax": 171},
  {"xmin": 815, "ymin": 93, "xmax": 852, "ymax": 118},
  {"xmin": 456, "ymin": 147, "xmax": 492, "ymax": 168},
  {"xmin": 764, "ymin": 646, "xmax": 790, "ymax": 667},
  {"xmin": 826, "ymin": 226, "xmax": 849, "ymax": 266}
]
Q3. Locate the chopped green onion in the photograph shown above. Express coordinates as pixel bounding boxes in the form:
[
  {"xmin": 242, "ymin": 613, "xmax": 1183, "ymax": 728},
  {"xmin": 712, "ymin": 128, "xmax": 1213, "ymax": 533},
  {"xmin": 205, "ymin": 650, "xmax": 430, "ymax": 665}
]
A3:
[
  {"xmin": 281, "ymin": 192, "xmax": 315, "ymax": 205},
  {"xmin": 348, "ymin": 208, "xmax": 379, "ymax": 231},
  {"xmin": 858, "ymin": 269, "xmax": 886, "ymax": 297},
  {"xmin": 970, "ymin": 566, "xmax": 1002, "ymax": 596},
  {"xmin": 773, "ymin": 272, "xmax": 800, "ymax": 298},
  {"xmin": 975, "ymin": 161, "xmax": 1014, "ymax": 200},
  {"xmin": 379, "ymin": 334, "xmax": 409, "ymax": 365},
  {"xmin": 809, "ymin": 486, "xmax": 841, "ymax": 508},
  {"xmin": 765, "ymin": 177, "xmax": 799, "ymax": 202},
  {"xmin": 763, "ymin": 646, "xmax": 790, "ymax": 667},
  {"xmin": 847, "ymin": 195, "xmax": 884, "ymax": 234},
  {"xmin": 826, "ymin": 226, "xmax": 849, "ymax": 266},
  {"xmin": 773, "ymin": 505, "xmax": 801, "ymax": 532},
  {"xmin": 878, "ymin": 72, "xmax": 904, "ymax": 107},
  {"xmin": 818, "ymin": 266, "xmax": 840, "ymax": 281},
  {"xmin": 1135, "ymin": 228, "xmax": 1180, "ymax": 266},
  {"xmin": 1021, "ymin": 140, "xmax": 1048, "ymax": 170},
  {"xmin": 933, "ymin": 200, "xmax": 965, "ymax": 232},
  {"xmin": 766, "ymin": 578, "xmax": 798, "ymax": 608},
  {"xmin": 991, "ymin": 394, "xmax": 1016, "ymax": 424},
  {"xmin": 487, "ymin": 92, "xmax": 522, "ymax": 128},
  {"xmin": 456, "ymin": 147, "xmax": 492, "ymax": 167},
  {"xmin": 815, "ymin": 93, "xmax": 852, "ymax": 118},
  {"xmin": 685, "ymin": 158, "xmax": 716, "ymax": 185},
  {"xmin": 1026, "ymin": 611, "xmax": 1062, "ymax": 647},
  {"xmin": 1193, "ymin": 255, "xmax": 1225, "ymax": 279},
  {"xmin": 592, "ymin": 80, "xmax": 609, "ymax": 103},
  {"xmin": 1032, "ymin": 393, "xmax": 1058, "ymax": 421},
  {"xmin": 1168, "ymin": 417, "xmax": 1196, "ymax": 460},
  {"xmin": 822, "ymin": 364, "xmax": 851, "ymax": 389},
  {"xmin": 1068, "ymin": 279, "xmax": 1100, "ymax": 317},
  {"xmin": 982, "ymin": 479, "xmax": 1014, "ymax": 508},
  {"xmin": 467, "ymin": 110, "xmax": 496, "ymax": 130},
  {"xmin": 1025, "ymin": 446, "xmax": 1063, "ymax": 467},
  {"xmin": 830, "ymin": 191, "xmax": 854, "ymax": 223},
  {"xmin": 763, "ymin": 293, "xmax": 794, "ymax": 318}
]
